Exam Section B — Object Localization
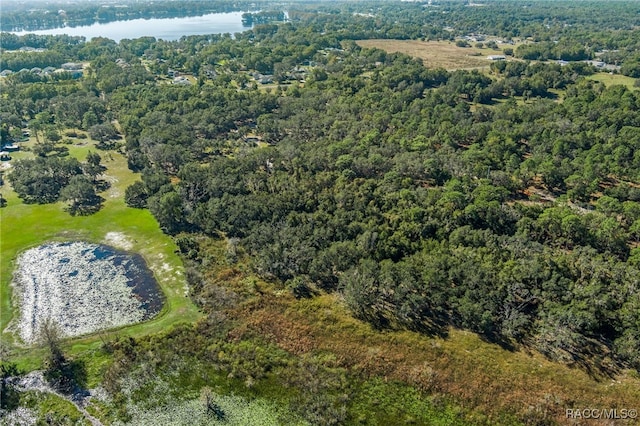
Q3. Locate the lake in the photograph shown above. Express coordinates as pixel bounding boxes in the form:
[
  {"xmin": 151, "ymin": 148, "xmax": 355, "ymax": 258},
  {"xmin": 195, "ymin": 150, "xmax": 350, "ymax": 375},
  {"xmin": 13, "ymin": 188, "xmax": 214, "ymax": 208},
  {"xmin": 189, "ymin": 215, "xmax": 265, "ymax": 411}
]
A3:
[{"xmin": 10, "ymin": 12, "xmax": 251, "ymax": 42}]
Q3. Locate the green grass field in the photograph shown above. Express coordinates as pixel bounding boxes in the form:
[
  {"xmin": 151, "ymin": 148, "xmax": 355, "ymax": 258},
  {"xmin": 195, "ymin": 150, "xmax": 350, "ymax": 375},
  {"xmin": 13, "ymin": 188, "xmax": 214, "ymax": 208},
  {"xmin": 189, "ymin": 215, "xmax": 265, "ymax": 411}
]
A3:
[
  {"xmin": 587, "ymin": 72, "xmax": 638, "ymax": 89},
  {"xmin": 0, "ymin": 135, "xmax": 201, "ymax": 367}
]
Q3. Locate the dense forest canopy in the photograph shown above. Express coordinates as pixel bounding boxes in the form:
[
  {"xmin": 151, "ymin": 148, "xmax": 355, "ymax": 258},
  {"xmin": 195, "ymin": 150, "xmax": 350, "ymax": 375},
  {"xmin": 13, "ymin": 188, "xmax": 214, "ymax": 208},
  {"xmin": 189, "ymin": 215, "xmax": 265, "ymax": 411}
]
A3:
[
  {"xmin": 112, "ymin": 50, "xmax": 640, "ymax": 368},
  {"xmin": 3, "ymin": 1, "xmax": 640, "ymax": 424}
]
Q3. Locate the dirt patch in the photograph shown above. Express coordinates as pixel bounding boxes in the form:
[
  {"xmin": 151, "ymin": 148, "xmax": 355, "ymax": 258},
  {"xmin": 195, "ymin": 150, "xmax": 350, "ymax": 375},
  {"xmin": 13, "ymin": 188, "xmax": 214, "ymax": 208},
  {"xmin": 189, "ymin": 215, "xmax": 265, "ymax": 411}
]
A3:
[
  {"xmin": 102, "ymin": 174, "xmax": 121, "ymax": 198},
  {"xmin": 104, "ymin": 232, "xmax": 133, "ymax": 251},
  {"xmin": 356, "ymin": 39, "xmax": 494, "ymax": 70}
]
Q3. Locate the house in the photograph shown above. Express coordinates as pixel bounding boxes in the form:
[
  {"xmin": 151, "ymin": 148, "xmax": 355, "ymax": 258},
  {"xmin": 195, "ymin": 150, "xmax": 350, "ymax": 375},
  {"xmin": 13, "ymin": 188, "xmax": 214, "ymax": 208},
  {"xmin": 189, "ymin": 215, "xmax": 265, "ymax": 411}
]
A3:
[
  {"xmin": 243, "ymin": 135, "xmax": 261, "ymax": 145},
  {"xmin": 61, "ymin": 62, "xmax": 83, "ymax": 71},
  {"xmin": 115, "ymin": 58, "xmax": 130, "ymax": 68},
  {"xmin": 487, "ymin": 55, "xmax": 506, "ymax": 61},
  {"xmin": 172, "ymin": 76, "xmax": 191, "ymax": 85},
  {"xmin": 2, "ymin": 144, "xmax": 19, "ymax": 152},
  {"xmin": 252, "ymin": 73, "xmax": 274, "ymax": 84},
  {"xmin": 19, "ymin": 46, "xmax": 45, "ymax": 53},
  {"xmin": 586, "ymin": 60, "xmax": 606, "ymax": 68}
]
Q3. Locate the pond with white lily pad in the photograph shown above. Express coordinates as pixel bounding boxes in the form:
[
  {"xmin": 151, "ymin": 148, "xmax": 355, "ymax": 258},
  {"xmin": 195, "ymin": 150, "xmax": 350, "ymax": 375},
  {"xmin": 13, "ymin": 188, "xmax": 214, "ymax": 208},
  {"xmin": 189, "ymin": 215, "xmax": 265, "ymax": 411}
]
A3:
[{"xmin": 8, "ymin": 241, "xmax": 164, "ymax": 344}]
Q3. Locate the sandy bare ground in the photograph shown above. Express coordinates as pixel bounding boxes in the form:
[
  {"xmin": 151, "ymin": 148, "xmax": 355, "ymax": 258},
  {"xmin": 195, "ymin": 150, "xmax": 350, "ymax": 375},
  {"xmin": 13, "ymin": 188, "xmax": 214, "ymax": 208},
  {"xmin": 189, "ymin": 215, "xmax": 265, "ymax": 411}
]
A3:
[
  {"xmin": 104, "ymin": 231, "xmax": 133, "ymax": 251},
  {"xmin": 6, "ymin": 371, "xmax": 104, "ymax": 426}
]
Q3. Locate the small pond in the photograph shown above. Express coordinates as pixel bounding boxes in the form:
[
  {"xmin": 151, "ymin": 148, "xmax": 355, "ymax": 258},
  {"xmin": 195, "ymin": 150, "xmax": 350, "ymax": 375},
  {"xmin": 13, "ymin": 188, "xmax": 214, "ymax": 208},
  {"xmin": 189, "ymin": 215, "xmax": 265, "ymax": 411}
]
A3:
[{"xmin": 8, "ymin": 241, "xmax": 164, "ymax": 344}]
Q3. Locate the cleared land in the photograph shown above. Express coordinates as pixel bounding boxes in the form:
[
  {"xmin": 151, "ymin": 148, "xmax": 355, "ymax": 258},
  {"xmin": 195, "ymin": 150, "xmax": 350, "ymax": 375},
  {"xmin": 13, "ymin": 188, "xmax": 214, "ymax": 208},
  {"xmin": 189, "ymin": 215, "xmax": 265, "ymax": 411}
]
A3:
[
  {"xmin": 587, "ymin": 72, "xmax": 638, "ymax": 89},
  {"xmin": 356, "ymin": 39, "xmax": 503, "ymax": 70},
  {"xmin": 0, "ymin": 135, "xmax": 201, "ymax": 365}
]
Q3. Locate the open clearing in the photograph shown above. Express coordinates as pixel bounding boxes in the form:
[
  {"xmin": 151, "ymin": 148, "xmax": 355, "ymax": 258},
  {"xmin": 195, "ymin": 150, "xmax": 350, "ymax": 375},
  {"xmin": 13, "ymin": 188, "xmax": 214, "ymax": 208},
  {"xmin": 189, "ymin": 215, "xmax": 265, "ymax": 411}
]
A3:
[
  {"xmin": 587, "ymin": 72, "xmax": 638, "ymax": 89},
  {"xmin": 0, "ymin": 136, "xmax": 201, "ymax": 363},
  {"xmin": 356, "ymin": 39, "xmax": 502, "ymax": 70}
]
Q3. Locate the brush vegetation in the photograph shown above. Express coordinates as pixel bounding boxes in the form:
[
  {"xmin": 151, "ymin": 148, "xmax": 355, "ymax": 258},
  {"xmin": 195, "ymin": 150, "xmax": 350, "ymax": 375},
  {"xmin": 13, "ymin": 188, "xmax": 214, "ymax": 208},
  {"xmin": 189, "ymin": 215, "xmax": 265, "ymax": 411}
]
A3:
[{"xmin": 3, "ymin": 1, "xmax": 640, "ymax": 425}]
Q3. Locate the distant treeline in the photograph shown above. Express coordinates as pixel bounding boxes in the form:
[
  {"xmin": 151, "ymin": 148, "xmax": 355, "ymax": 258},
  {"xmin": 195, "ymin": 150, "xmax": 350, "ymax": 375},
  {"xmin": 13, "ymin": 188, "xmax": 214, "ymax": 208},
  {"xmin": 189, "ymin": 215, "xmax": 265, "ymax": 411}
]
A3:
[
  {"xmin": 4, "ymin": 1, "xmax": 640, "ymax": 76},
  {"xmin": 242, "ymin": 11, "xmax": 286, "ymax": 27}
]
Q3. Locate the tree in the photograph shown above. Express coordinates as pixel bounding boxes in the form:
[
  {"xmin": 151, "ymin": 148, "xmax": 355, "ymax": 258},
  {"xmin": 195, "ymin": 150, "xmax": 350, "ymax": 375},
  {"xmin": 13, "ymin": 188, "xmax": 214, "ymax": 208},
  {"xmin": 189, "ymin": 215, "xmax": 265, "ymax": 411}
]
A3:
[
  {"xmin": 201, "ymin": 387, "xmax": 226, "ymax": 421},
  {"xmin": 33, "ymin": 141, "xmax": 69, "ymax": 158},
  {"xmin": 142, "ymin": 168, "xmax": 170, "ymax": 194},
  {"xmin": 60, "ymin": 175, "xmax": 101, "ymax": 215},
  {"xmin": 621, "ymin": 58, "xmax": 640, "ymax": 78},
  {"xmin": 127, "ymin": 149, "xmax": 150, "ymax": 172},
  {"xmin": 82, "ymin": 110, "xmax": 99, "ymax": 129},
  {"xmin": 88, "ymin": 123, "xmax": 119, "ymax": 149},
  {"xmin": 8, "ymin": 156, "xmax": 82, "ymax": 203},
  {"xmin": 148, "ymin": 189, "xmax": 186, "ymax": 234},
  {"xmin": 0, "ymin": 363, "xmax": 20, "ymax": 410},
  {"xmin": 40, "ymin": 319, "xmax": 65, "ymax": 371},
  {"xmin": 125, "ymin": 180, "xmax": 149, "ymax": 208},
  {"xmin": 32, "ymin": 142, "xmax": 56, "ymax": 157},
  {"xmin": 149, "ymin": 144, "xmax": 190, "ymax": 175},
  {"xmin": 44, "ymin": 128, "xmax": 61, "ymax": 143},
  {"xmin": 486, "ymin": 40, "xmax": 498, "ymax": 50},
  {"xmin": 39, "ymin": 319, "xmax": 86, "ymax": 393},
  {"xmin": 40, "ymin": 319, "xmax": 70, "ymax": 391},
  {"xmin": 340, "ymin": 260, "xmax": 390, "ymax": 329},
  {"xmin": 83, "ymin": 151, "xmax": 106, "ymax": 181}
]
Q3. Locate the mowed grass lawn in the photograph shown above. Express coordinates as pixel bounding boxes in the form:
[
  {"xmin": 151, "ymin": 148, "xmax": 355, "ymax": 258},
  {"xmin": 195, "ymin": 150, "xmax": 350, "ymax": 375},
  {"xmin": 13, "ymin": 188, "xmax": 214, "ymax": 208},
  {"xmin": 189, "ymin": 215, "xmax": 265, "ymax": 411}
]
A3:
[{"xmin": 0, "ymin": 136, "xmax": 201, "ymax": 361}]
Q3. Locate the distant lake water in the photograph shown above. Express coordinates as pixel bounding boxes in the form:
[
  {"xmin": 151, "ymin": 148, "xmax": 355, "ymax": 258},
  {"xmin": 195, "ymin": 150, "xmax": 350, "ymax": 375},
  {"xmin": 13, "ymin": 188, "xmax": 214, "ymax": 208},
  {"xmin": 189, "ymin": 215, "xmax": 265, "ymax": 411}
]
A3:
[{"xmin": 10, "ymin": 12, "xmax": 251, "ymax": 42}]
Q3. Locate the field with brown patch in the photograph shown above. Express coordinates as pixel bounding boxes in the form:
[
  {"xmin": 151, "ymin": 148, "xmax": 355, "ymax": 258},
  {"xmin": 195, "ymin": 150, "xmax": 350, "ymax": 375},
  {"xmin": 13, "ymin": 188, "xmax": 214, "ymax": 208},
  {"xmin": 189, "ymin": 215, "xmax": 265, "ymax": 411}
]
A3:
[
  {"xmin": 356, "ymin": 39, "xmax": 503, "ymax": 70},
  {"xmin": 197, "ymin": 235, "xmax": 640, "ymax": 426},
  {"xmin": 236, "ymin": 291, "xmax": 640, "ymax": 425}
]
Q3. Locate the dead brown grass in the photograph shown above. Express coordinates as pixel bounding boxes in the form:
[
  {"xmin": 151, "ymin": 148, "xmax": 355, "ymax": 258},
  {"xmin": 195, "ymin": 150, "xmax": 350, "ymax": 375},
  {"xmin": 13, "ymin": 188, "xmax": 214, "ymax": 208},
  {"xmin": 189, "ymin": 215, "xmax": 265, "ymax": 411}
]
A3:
[
  {"xmin": 356, "ymin": 39, "xmax": 496, "ymax": 70},
  {"xmin": 233, "ymin": 291, "xmax": 640, "ymax": 425},
  {"xmin": 205, "ymin": 237, "xmax": 640, "ymax": 425}
]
